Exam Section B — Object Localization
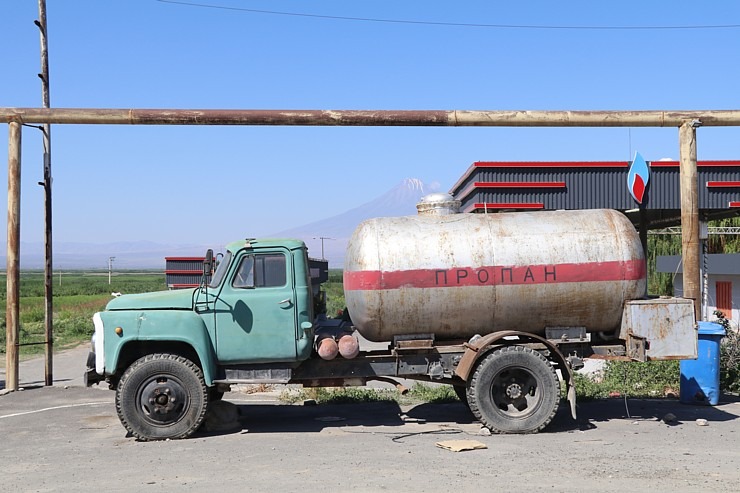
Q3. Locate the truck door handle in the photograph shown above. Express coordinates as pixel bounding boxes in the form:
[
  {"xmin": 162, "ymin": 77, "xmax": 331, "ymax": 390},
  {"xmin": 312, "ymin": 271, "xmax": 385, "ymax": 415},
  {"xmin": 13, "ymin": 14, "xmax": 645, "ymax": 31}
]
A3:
[{"xmin": 278, "ymin": 298, "xmax": 292, "ymax": 305}]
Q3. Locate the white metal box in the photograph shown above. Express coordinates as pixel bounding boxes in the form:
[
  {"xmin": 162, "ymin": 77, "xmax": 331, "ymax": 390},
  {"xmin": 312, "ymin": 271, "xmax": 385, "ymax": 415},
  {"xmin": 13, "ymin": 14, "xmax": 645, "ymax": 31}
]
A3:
[{"xmin": 619, "ymin": 298, "xmax": 697, "ymax": 361}]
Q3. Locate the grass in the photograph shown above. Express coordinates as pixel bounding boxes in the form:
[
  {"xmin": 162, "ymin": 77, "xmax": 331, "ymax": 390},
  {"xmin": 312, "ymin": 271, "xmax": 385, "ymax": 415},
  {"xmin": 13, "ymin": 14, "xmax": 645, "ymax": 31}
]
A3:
[
  {"xmin": 323, "ymin": 269, "xmax": 345, "ymax": 318},
  {"xmin": 0, "ymin": 271, "xmax": 166, "ymax": 356},
  {"xmin": 572, "ymin": 315, "xmax": 740, "ymax": 399},
  {"xmin": 277, "ymin": 361, "xmax": 684, "ymax": 407},
  {"xmin": 572, "ymin": 360, "xmax": 680, "ymax": 400},
  {"xmin": 279, "ymin": 382, "xmax": 459, "ymax": 406}
]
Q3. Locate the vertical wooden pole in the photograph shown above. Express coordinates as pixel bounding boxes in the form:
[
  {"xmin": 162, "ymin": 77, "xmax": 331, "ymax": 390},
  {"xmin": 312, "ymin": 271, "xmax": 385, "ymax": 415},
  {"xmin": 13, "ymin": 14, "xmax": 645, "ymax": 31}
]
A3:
[
  {"xmin": 6, "ymin": 122, "xmax": 22, "ymax": 391},
  {"xmin": 38, "ymin": 0, "xmax": 54, "ymax": 386},
  {"xmin": 679, "ymin": 121, "xmax": 700, "ymax": 319}
]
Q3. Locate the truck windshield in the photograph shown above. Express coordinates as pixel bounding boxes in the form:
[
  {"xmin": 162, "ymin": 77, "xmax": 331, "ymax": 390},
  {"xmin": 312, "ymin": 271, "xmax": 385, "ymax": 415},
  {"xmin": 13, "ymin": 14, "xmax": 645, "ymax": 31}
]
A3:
[{"xmin": 208, "ymin": 251, "xmax": 231, "ymax": 288}]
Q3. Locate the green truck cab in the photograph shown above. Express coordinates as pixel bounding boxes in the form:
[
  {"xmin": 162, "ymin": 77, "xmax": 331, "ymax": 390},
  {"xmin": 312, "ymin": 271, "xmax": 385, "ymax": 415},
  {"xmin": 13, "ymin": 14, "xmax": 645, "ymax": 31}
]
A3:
[{"xmin": 85, "ymin": 238, "xmax": 317, "ymax": 440}]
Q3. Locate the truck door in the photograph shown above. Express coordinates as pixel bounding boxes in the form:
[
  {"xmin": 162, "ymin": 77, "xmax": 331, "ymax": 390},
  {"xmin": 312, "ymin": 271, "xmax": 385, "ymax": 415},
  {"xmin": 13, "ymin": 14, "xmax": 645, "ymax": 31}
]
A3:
[{"xmin": 212, "ymin": 249, "xmax": 298, "ymax": 363}]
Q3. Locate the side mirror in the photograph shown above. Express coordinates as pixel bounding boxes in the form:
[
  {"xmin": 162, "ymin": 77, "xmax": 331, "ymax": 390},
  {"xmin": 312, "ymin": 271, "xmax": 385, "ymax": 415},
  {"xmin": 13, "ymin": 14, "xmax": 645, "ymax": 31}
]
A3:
[{"xmin": 204, "ymin": 249, "xmax": 214, "ymax": 275}]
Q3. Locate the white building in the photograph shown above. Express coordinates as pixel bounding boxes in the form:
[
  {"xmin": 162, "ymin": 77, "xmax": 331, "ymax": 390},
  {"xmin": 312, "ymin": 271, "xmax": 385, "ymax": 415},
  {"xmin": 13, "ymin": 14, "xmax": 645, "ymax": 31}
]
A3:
[{"xmin": 657, "ymin": 254, "xmax": 740, "ymax": 322}]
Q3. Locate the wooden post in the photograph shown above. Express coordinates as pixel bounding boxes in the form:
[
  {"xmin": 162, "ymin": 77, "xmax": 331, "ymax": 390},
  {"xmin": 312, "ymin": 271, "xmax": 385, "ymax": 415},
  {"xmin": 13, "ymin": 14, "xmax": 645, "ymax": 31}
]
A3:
[
  {"xmin": 6, "ymin": 122, "xmax": 22, "ymax": 391},
  {"xmin": 679, "ymin": 121, "xmax": 700, "ymax": 319}
]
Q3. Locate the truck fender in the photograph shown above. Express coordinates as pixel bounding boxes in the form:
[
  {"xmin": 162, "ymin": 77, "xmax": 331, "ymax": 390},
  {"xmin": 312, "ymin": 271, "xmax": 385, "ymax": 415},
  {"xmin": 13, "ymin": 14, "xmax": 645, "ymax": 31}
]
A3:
[
  {"xmin": 454, "ymin": 330, "xmax": 577, "ymax": 419},
  {"xmin": 102, "ymin": 310, "xmax": 219, "ymax": 386}
]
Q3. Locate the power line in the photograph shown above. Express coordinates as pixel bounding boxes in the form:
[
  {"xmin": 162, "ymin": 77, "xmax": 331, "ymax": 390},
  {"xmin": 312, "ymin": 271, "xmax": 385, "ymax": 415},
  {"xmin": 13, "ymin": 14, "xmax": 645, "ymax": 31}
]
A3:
[{"xmin": 156, "ymin": 0, "xmax": 740, "ymax": 31}]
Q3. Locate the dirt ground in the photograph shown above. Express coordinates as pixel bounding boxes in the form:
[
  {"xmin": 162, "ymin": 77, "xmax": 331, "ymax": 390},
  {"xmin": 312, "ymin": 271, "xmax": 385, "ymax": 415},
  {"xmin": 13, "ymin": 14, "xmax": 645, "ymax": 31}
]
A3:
[{"xmin": 2, "ymin": 348, "xmax": 739, "ymax": 492}]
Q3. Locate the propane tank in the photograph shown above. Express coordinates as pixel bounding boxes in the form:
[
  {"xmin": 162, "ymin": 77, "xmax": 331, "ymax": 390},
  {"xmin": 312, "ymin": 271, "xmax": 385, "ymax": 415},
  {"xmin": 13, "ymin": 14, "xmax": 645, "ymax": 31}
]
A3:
[
  {"xmin": 344, "ymin": 209, "xmax": 646, "ymax": 342},
  {"xmin": 316, "ymin": 334, "xmax": 339, "ymax": 360},
  {"xmin": 337, "ymin": 333, "xmax": 360, "ymax": 359}
]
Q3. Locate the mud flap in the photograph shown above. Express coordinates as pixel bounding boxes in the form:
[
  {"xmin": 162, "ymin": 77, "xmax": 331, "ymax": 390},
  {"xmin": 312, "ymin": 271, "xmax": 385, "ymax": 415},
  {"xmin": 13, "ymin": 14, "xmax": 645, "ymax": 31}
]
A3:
[{"xmin": 567, "ymin": 383, "xmax": 577, "ymax": 419}]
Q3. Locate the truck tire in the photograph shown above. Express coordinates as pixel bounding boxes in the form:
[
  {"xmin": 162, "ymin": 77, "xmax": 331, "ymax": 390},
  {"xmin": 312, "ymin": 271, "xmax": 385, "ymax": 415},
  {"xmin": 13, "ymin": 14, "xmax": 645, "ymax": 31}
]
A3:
[
  {"xmin": 115, "ymin": 353, "xmax": 208, "ymax": 441},
  {"xmin": 467, "ymin": 345, "xmax": 559, "ymax": 434}
]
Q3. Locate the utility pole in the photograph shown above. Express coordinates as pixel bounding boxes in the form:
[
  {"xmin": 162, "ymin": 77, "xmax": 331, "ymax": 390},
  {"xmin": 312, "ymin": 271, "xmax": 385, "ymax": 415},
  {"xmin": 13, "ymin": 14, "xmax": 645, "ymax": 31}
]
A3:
[
  {"xmin": 679, "ymin": 120, "xmax": 701, "ymax": 320},
  {"xmin": 108, "ymin": 257, "xmax": 116, "ymax": 285},
  {"xmin": 36, "ymin": 0, "xmax": 54, "ymax": 386},
  {"xmin": 313, "ymin": 237, "xmax": 334, "ymax": 261}
]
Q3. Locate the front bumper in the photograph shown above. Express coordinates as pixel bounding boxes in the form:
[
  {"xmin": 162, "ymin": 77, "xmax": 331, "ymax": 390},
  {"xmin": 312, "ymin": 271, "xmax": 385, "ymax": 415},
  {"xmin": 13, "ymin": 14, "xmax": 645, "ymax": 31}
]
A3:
[{"xmin": 83, "ymin": 351, "xmax": 103, "ymax": 386}]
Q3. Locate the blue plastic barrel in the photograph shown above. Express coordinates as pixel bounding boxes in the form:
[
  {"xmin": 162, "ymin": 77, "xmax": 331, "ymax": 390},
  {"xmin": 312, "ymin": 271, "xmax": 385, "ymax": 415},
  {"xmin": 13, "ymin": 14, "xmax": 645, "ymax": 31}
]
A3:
[{"xmin": 680, "ymin": 321, "xmax": 726, "ymax": 405}]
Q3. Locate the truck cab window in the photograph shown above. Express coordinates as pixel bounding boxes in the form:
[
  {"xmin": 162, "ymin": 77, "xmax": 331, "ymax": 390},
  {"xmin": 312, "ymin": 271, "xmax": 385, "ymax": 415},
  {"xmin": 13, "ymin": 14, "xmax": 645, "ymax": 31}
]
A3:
[
  {"xmin": 233, "ymin": 253, "xmax": 286, "ymax": 288},
  {"xmin": 208, "ymin": 251, "xmax": 232, "ymax": 288}
]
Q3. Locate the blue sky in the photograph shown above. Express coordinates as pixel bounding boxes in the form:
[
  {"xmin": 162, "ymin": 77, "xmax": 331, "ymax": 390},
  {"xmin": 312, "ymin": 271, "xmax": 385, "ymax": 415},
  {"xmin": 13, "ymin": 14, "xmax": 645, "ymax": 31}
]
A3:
[{"xmin": 1, "ymin": 1, "xmax": 739, "ymax": 249}]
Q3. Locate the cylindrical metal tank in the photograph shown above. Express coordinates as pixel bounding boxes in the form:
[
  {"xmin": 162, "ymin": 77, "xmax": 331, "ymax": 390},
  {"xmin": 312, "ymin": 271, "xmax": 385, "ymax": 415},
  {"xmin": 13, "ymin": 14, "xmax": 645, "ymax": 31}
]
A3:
[{"xmin": 344, "ymin": 209, "xmax": 646, "ymax": 342}]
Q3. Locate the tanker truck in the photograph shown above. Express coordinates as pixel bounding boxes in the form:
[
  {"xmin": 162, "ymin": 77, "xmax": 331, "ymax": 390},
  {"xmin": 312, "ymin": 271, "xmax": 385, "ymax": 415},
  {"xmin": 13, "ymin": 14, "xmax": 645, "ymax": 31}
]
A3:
[{"xmin": 84, "ymin": 208, "xmax": 697, "ymax": 441}]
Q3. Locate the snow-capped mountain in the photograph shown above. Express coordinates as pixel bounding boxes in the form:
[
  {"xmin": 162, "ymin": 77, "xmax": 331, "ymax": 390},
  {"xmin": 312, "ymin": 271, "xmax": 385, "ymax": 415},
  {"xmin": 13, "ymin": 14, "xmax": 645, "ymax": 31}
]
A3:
[{"xmin": 270, "ymin": 178, "xmax": 440, "ymax": 266}]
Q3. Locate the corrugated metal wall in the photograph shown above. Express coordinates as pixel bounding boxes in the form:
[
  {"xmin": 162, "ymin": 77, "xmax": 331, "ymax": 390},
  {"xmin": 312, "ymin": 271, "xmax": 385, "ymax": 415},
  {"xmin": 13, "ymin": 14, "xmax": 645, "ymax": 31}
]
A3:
[
  {"xmin": 165, "ymin": 257, "xmax": 208, "ymax": 288},
  {"xmin": 165, "ymin": 258, "xmax": 204, "ymax": 272},
  {"xmin": 451, "ymin": 161, "xmax": 740, "ymax": 213}
]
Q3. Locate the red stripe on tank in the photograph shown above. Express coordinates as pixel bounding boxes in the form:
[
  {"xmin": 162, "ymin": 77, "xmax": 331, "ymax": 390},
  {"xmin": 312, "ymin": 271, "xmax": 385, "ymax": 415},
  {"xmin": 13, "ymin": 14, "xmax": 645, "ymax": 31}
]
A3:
[{"xmin": 344, "ymin": 259, "xmax": 645, "ymax": 291}]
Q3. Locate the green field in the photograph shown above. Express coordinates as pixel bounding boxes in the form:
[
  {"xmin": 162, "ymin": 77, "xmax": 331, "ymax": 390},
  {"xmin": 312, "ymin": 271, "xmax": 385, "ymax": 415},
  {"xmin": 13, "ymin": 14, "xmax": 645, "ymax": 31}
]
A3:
[
  {"xmin": 0, "ymin": 269, "xmax": 346, "ymax": 357},
  {"xmin": 0, "ymin": 271, "xmax": 166, "ymax": 355},
  {"xmin": 324, "ymin": 269, "xmax": 346, "ymax": 317}
]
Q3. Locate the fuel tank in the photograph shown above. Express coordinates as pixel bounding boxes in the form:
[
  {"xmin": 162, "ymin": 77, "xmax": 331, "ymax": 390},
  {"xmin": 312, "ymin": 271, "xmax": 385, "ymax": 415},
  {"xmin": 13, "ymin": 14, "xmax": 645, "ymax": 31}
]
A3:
[{"xmin": 343, "ymin": 209, "xmax": 646, "ymax": 342}]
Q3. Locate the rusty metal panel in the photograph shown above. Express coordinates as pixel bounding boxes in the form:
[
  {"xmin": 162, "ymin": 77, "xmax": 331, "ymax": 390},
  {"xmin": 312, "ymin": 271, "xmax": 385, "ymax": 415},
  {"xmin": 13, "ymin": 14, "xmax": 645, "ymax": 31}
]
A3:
[
  {"xmin": 716, "ymin": 281, "xmax": 732, "ymax": 319},
  {"xmin": 619, "ymin": 298, "xmax": 697, "ymax": 360}
]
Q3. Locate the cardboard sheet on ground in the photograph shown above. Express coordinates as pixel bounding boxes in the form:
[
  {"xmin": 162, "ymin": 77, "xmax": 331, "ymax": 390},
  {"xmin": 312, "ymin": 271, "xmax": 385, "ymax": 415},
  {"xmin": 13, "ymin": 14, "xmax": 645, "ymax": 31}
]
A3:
[{"xmin": 435, "ymin": 439, "xmax": 488, "ymax": 452}]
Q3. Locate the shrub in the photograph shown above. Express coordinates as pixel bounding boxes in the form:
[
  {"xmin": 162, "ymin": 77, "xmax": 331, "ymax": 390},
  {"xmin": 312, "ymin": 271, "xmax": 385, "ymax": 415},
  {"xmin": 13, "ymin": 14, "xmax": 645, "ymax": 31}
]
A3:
[
  {"xmin": 714, "ymin": 311, "xmax": 740, "ymax": 394},
  {"xmin": 573, "ymin": 360, "xmax": 680, "ymax": 400}
]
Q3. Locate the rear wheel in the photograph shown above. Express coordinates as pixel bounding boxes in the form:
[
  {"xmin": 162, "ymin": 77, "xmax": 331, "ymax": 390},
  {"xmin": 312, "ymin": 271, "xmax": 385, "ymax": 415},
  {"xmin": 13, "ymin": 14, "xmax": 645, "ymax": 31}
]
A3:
[
  {"xmin": 467, "ymin": 345, "xmax": 559, "ymax": 434},
  {"xmin": 115, "ymin": 353, "xmax": 208, "ymax": 441}
]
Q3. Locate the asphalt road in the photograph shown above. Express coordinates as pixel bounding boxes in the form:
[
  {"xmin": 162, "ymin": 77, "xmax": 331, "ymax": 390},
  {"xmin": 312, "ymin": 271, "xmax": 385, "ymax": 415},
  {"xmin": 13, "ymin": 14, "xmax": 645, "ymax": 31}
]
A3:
[{"xmin": 2, "ymin": 347, "xmax": 739, "ymax": 492}]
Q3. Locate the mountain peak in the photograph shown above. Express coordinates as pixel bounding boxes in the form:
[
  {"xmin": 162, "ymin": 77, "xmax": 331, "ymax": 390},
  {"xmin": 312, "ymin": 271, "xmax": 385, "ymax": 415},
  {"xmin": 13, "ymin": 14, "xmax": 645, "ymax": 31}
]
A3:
[
  {"xmin": 399, "ymin": 177, "xmax": 440, "ymax": 195},
  {"xmin": 380, "ymin": 178, "xmax": 440, "ymax": 205},
  {"xmin": 271, "ymin": 178, "xmax": 441, "ymax": 265},
  {"xmin": 401, "ymin": 177, "xmax": 426, "ymax": 192}
]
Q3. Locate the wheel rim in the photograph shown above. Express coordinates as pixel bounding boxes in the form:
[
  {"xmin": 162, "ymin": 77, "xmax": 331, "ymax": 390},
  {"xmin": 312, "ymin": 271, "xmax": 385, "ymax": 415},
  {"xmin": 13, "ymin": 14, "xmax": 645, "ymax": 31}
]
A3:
[
  {"xmin": 136, "ymin": 374, "xmax": 190, "ymax": 426},
  {"xmin": 490, "ymin": 366, "xmax": 542, "ymax": 419}
]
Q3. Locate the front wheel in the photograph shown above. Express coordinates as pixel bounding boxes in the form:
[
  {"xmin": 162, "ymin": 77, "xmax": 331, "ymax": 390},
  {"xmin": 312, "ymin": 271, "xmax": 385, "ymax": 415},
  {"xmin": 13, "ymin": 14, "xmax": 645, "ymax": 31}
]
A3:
[
  {"xmin": 115, "ymin": 353, "xmax": 208, "ymax": 441},
  {"xmin": 467, "ymin": 345, "xmax": 560, "ymax": 434}
]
